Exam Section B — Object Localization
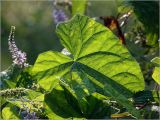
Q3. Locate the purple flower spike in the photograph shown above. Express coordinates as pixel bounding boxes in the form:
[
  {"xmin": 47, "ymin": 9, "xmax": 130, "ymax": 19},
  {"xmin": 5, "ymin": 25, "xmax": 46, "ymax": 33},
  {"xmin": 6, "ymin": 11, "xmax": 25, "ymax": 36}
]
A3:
[
  {"xmin": 23, "ymin": 112, "xmax": 38, "ymax": 120},
  {"xmin": 53, "ymin": 9, "xmax": 68, "ymax": 24},
  {"xmin": 8, "ymin": 26, "xmax": 29, "ymax": 68}
]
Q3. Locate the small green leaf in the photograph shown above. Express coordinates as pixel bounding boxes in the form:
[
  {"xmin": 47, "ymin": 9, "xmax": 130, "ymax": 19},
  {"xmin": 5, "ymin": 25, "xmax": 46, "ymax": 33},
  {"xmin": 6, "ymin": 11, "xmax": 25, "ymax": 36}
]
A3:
[
  {"xmin": 111, "ymin": 112, "xmax": 131, "ymax": 119},
  {"xmin": 152, "ymin": 90, "xmax": 160, "ymax": 103},
  {"xmin": 152, "ymin": 67, "xmax": 160, "ymax": 85},
  {"xmin": 151, "ymin": 57, "xmax": 160, "ymax": 67},
  {"xmin": 2, "ymin": 105, "xmax": 20, "ymax": 120},
  {"xmin": 151, "ymin": 57, "xmax": 160, "ymax": 85},
  {"xmin": 72, "ymin": 0, "xmax": 87, "ymax": 16},
  {"xmin": 25, "ymin": 89, "xmax": 44, "ymax": 101}
]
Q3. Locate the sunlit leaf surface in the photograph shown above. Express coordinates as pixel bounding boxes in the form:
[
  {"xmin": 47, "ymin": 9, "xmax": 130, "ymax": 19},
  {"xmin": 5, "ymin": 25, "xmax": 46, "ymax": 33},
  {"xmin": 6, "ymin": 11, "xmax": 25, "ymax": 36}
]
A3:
[{"xmin": 32, "ymin": 14, "xmax": 145, "ymax": 119}]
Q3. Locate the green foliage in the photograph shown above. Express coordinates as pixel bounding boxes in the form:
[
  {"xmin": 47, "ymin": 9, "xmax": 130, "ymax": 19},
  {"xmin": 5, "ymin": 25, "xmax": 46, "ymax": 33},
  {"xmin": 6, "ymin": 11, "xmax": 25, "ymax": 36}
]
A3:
[
  {"xmin": 44, "ymin": 85, "xmax": 82, "ymax": 119},
  {"xmin": 44, "ymin": 84, "xmax": 112, "ymax": 119},
  {"xmin": 72, "ymin": 0, "xmax": 87, "ymax": 16},
  {"xmin": 33, "ymin": 14, "xmax": 144, "ymax": 92},
  {"xmin": 0, "ymin": 65, "xmax": 40, "ymax": 119},
  {"xmin": 1, "ymin": 1, "xmax": 159, "ymax": 119},
  {"xmin": 31, "ymin": 14, "xmax": 145, "ymax": 119},
  {"xmin": 151, "ymin": 57, "xmax": 160, "ymax": 67},
  {"xmin": 129, "ymin": 1, "xmax": 159, "ymax": 46},
  {"xmin": 1, "ymin": 9, "xmax": 159, "ymax": 119},
  {"xmin": 0, "ymin": 65, "xmax": 34, "ymax": 90},
  {"xmin": 152, "ymin": 67, "xmax": 160, "ymax": 85},
  {"xmin": 118, "ymin": 1, "xmax": 159, "ymax": 86},
  {"xmin": 0, "ymin": 65, "xmax": 22, "ymax": 89},
  {"xmin": 133, "ymin": 90, "xmax": 160, "ymax": 104},
  {"xmin": 2, "ymin": 105, "xmax": 20, "ymax": 120},
  {"xmin": 0, "ymin": 65, "xmax": 22, "ymax": 114},
  {"xmin": 151, "ymin": 57, "xmax": 160, "ymax": 85}
]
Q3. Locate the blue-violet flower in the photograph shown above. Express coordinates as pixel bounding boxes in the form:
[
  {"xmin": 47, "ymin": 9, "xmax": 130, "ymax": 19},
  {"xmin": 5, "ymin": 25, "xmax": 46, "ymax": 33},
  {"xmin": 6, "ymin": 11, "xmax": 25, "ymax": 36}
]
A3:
[
  {"xmin": 53, "ymin": 9, "xmax": 68, "ymax": 24},
  {"xmin": 8, "ymin": 26, "xmax": 29, "ymax": 68}
]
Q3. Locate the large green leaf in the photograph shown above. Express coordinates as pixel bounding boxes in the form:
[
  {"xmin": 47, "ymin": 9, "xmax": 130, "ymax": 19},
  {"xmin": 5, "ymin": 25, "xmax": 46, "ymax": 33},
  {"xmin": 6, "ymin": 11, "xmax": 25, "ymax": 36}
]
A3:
[
  {"xmin": 32, "ymin": 14, "xmax": 144, "ymax": 118},
  {"xmin": 32, "ymin": 14, "xmax": 144, "ymax": 96},
  {"xmin": 56, "ymin": 14, "xmax": 144, "ymax": 92}
]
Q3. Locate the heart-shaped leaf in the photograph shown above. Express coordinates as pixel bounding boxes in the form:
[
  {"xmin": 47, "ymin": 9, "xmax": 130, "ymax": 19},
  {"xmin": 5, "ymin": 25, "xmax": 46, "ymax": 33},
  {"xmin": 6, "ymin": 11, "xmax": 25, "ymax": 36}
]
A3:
[
  {"xmin": 32, "ymin": 14, "xmax": 145, "ymax": 118},
  {"xmin": 33, "ymin": 14, "xmax": 144, "ymax": 93}
]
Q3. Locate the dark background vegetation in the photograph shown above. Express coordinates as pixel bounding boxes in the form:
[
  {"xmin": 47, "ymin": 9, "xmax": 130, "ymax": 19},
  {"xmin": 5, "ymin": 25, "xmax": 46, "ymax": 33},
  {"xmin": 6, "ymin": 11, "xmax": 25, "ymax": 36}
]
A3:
[{"xmin": 1, "ymin": 0, "xmax": 159, "ymax": 89}]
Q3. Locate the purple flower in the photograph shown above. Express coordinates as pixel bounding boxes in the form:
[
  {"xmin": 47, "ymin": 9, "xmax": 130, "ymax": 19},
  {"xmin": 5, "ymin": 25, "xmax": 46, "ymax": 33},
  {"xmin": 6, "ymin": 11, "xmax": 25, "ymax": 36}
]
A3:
[
  {"xmin": 8, "ymin": 26, "xmax": 29, "ymax": 68},
  {"xmin": 53, "ymin": 9, "xmax": 68, "ymax": 24},
  {"xmin": 23, "ymin": 112, "xmax": 38, "ymax": 120}
]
